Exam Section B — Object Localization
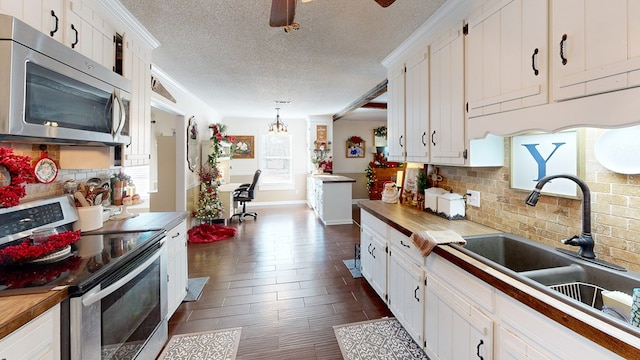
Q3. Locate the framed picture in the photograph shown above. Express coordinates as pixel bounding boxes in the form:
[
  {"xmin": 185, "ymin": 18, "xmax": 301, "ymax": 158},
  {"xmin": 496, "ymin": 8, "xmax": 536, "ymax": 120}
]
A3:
[
  {"xmin": 233, "ymin": 135, "xmax": 254, "ymax": 159},
  {"xmin": 346, "ymin": 136, "xmax": 365, "ymax": 158},
  {"xmin": 511, "ymin": 130, "xmax": 584, "ymax": 197}
]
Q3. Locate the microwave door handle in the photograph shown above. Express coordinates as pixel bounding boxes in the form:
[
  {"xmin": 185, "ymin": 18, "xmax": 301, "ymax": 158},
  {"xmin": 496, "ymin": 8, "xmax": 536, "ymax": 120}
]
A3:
[
  {"xmin": 111, "ymin": 90, "xmax": 120, "ymax": 136},
  {"xmin": 111, "ymin": 90, "xmax": 126, "ymax": 137},
  {"xmin": 81, "ymin": 247, "xmax": 162, "ymax": 307},
  {"xmin": 115, "ymin": 92, "xmax": 126, "ymax": 136}
]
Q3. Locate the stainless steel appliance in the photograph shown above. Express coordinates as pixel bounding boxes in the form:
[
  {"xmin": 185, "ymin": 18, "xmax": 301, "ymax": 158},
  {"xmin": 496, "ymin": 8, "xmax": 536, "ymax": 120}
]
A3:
[
  {"xmin": 0, "ymin": 196, "xmax": 167, "ymax": 360},
  {"xmin": 0, "ymin": 14, "xmax": 131, "ymax": 145}
]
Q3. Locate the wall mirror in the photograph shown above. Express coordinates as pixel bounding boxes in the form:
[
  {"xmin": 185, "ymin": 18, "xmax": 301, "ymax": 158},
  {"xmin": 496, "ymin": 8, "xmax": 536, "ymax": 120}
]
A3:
[{"xmin": 187, "ymin": 116, "xmax": 199, "ymax": 172}]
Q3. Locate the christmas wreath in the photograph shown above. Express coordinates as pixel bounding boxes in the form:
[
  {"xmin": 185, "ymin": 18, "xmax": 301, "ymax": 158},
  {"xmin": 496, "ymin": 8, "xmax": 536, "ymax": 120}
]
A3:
[
  {"xmin": 0, "ymin": 230, "xmax": 81, "ymax": 266},
  {"xmin": 0, "ymin": 147, "xmax": 35, "ymax": 208}
]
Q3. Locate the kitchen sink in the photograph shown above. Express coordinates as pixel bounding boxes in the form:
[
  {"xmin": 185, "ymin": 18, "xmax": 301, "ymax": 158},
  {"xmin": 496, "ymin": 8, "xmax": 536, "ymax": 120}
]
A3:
[
  {"xmin": 451, "ymin": 233, "xmax": 640, "ymax": 322},
  {"xmin": 459, "ymin": 233, "xmax": 575, "ymax": 272}
]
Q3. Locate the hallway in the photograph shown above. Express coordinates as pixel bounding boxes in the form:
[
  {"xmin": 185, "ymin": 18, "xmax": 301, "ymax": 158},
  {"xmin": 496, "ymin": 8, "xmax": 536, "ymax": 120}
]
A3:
[{"xmin": 169, "ymin": 204, "xmax": 392, "ymax": 359}]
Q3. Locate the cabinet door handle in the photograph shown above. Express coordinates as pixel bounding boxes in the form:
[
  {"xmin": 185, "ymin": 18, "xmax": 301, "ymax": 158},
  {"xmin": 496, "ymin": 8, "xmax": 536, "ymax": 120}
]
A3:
[
  {"xmin": 431, "ymin": 131, "xmax": 436, "ymax": 146},
  {"xmin": 71, "ymin": 24, "xmax": 79, "ymax": 49},
  {"xmin": 399, "ymin": 135, "xmax": 404, "ymax": 148},
  {"xmin": 531, "ymin": 48, "xmax": 539, "ymax": 75},
  {"xmin": 421, "ymin": 132, "xmax": 426, "ymax": 146},
  {"xmin": 559, "ymin": 34, "xmax": 568, "ymax": 65},
  {"xmin": 414, "ymin": 285, "xmax": 420, "ymax": 301},
  {"xmin": 368, "ymin": 243, "xmax": 373, "ymax": 255},
  {"xmin": 371, "ymin": 246, "xmax": 376, "ymax": 259},
  {"xmin": 50, "ymin": 10, "xmax": 59, "ymax": 37},
  {"xmin": 400, "ymin": 240, "xmax": 410, "ymax": 248},
  {"xmin": 171, "ymin": 232, "xmax": 181, "ymax": 238},
  {"xmin": 476, "ymin": 339, "xmax": 484, "ymax": 360}
]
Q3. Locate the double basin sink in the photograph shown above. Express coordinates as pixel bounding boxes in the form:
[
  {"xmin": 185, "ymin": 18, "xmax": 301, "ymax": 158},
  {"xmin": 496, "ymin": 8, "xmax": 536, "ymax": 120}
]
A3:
[{"xmin": 451, "ymin": 233, "xmax": 640, "ymax": 329}]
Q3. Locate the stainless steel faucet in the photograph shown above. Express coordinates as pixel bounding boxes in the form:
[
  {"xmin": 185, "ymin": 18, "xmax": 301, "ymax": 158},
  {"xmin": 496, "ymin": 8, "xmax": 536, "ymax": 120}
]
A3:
[{"xmin": 524, "ymin": 174, "xmax": 596, "ymax": 259}]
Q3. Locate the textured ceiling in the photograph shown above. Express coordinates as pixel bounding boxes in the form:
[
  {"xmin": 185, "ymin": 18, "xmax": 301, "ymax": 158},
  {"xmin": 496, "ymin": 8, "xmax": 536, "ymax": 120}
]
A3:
[{"xmin": 118, "ymin": 0, "xmax": 445, "ymax": 121}]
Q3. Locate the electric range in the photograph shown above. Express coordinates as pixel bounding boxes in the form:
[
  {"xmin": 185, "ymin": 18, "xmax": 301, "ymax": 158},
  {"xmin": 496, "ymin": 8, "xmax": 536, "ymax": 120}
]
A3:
[{"xmin": 0, "ymin": 195, "xmax": 165, "ymax": 297}]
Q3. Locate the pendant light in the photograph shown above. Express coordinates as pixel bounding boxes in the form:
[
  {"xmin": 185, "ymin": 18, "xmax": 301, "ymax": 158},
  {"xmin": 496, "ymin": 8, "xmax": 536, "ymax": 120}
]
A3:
[{"xmin": 268, "ymin": 108, "xmax": 288, "ymax": 134}]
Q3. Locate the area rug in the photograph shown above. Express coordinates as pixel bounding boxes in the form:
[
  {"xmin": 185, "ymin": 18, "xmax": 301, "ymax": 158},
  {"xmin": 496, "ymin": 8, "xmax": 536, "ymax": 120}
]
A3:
[
  {"xmin": 342, "ymin": 259, "xmax": 362, "ymax": 278},
  {"xmin": 157, "ymin": 328, "xmax": 242, "ymax": 360},
  {"xmin": 334, "ymin": 318, "xmax": 428, "ymax": 360},
  {"xmin": 188, "ymin": 223, "xmax": 237, "ymax": 243},
  {"xmin": 183, "ymin": 277, "xmax": 209, "ymax": 302}
]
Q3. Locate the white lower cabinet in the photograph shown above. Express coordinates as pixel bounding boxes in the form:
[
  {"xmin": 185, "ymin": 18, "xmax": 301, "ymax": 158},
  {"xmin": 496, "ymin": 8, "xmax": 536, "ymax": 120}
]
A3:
[
  {"xmin": 166, "ymin": 219, "xmax": 188, "ymax": 319},
  {"xmin": 360, "ymin": 223, "xmax": 387, "ymax": 300},
  {"xmin": 388, "ymin": 247, "xmax": 425, "ymax": 345},
  {"xmin": 425, "ymin": 274, "xmax": 493, "ymax": 360},
  {"xmin": 496, "ymin": 325, "xmax": 551, "ymax": 360},
  {"xmin": 495, "ymin": 291, "xmax": 623, "ymax": 360},
  {"xmin": 0, "ymin": 304, "xmax": 60, "ymax": 359}
]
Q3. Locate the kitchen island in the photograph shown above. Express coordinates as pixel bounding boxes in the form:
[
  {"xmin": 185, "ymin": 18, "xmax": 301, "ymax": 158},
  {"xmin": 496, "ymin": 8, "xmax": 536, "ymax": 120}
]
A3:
[{"xmin": 307, "ymin": 174, "xmax": 356, "ymax": 225}]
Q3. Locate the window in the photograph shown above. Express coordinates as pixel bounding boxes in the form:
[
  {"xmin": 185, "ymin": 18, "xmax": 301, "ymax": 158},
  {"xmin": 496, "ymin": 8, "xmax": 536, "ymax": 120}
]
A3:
[
  {"xmin": 259, "ymin": 133, "xmax": 292, "ymax": 189},
  {"xmin": 125, "ymin": 165, "xmax": 150, "ymax": 202}
]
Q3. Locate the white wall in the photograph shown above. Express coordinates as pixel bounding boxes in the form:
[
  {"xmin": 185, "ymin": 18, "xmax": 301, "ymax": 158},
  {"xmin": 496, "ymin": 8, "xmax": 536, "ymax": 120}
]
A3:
[
  {"xmin": 223, "ymin": 116, "xmax": 309, "ymax": 204},
  {"xmin": 333, "ymin": 119, "xmax": 387, "ymax": 173},
  {"xmin": 150, "ymin": 66, "xmax": 222, "ymax": 211}
]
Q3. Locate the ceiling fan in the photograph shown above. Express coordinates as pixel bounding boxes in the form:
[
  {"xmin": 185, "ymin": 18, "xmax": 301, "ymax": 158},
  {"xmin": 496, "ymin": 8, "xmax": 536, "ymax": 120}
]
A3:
[{"xmin": 269, "ymin": 0, "xmax": 397, "ymax": 29}]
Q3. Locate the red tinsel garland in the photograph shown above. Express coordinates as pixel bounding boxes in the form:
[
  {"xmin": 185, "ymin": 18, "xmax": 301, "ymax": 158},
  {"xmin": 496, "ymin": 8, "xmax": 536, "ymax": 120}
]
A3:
[
  {"xmin": 0, "ymin": 230, "xmax": 81, "ymax": 266},
  {"xmin": 0, "ymin": 147, "xmax": 35, "ymax": 208}
]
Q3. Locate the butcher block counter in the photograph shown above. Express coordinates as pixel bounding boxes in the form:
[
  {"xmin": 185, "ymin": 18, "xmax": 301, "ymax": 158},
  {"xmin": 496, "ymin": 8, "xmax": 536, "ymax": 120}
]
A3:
[
  {"xmin": 358, "ymin": 199, "xmax": 498, "ymax": 237},
  {"xmin": 0, "ymin": 211, "xmax": 189, "ymax": 340}
]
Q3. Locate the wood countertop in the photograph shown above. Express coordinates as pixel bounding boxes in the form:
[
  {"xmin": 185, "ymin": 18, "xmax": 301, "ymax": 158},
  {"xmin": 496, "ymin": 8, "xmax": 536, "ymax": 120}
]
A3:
[
  {"xmin": 358, "ymin": 200, "xmax": 640, "ymax": 358},
  {"xmin": 0, "ymin": 211, "xmax": 189, "ymax": 340},
  {"xmin": 87, "ymin": 211, "xmax": 189, "ymax": 234},
  {"xmin": 358, "ymin": 200, "xmax": 498, "ymax": 237},
  {"xmin": 0, "ymin": 289, "xmax": 67, "ymax": 339}
]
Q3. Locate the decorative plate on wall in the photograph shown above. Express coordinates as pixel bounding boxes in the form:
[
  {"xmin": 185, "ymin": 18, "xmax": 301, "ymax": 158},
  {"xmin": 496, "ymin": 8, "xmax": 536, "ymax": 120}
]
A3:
[
  {"xmin": 594, "ymin": 126, "xmax": 640, "ymax": 174},
  {"xmin": 34, "ymin": 152, "xmax": 58, "ymax": 184}
]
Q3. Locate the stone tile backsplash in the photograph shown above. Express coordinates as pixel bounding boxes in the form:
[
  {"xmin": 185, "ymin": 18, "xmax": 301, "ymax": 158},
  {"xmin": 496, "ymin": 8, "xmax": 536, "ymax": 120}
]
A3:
[{"xmin": 437, "ymin": 129, "xmax": 640, "ymax": 272}]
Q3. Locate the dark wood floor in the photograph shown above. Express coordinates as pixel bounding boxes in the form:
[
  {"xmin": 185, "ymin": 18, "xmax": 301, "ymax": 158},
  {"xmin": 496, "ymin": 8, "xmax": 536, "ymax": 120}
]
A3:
[{"xmin": 168, "ymin": 204, "xmax": 391, "ymax": 359}]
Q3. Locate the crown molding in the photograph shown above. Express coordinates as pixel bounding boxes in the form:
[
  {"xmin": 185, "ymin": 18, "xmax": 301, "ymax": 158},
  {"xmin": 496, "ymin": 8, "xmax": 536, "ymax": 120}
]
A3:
[{"xmin": 94, "ymin": 0, "xmax": 160, "ymax": 49}]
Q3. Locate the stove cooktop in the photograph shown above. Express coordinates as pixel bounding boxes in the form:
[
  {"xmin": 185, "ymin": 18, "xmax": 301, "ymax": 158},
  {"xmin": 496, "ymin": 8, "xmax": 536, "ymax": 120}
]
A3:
[{"xmin": 0, "ymin": 230, "xmax": 165, "ymax": 296}]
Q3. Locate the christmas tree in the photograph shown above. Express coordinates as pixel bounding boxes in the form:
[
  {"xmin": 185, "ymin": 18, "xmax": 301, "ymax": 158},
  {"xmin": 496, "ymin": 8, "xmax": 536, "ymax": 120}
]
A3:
[{"xmin": 192, "ymin": 123, "xmax": 235, "ymax": 223}]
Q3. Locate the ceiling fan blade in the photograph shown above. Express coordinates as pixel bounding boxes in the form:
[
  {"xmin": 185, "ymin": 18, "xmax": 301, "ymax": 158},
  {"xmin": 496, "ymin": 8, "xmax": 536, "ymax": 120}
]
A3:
[
  {"xmin": 270, "ymin": 0, "xmax": 296, "ymax": 27},
  {"xmin": 374, "ymin": 0, "xmax": 396, "ymax": 7}
]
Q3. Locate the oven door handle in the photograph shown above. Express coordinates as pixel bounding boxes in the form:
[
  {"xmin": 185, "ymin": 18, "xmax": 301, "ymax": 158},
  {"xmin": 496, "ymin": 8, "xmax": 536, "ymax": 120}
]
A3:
[{"xmin": 82, "ymin": 246, "xmax": 163, "ymax": 307}]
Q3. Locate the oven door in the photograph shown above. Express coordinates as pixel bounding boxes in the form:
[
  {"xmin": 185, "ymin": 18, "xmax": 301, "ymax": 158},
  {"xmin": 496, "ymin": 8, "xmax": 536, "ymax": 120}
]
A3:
[{"xmin": 70, "ymin": 238, "xmax": 167, "ymax": 360}]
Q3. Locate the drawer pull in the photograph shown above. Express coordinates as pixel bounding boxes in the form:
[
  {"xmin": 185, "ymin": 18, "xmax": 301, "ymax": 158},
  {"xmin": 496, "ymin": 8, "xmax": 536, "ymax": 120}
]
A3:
[
  {"xmin": 171, "ymin": 232, "xmax": 181, "ymax": 239},
  {"xmin": 400, "ymin": 240, "xmax": 410, "ymax": 248}
]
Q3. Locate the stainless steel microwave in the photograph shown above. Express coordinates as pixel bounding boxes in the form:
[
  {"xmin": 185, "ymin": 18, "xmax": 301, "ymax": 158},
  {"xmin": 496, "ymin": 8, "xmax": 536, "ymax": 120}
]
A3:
[{"xmin": 0, "ymin": 14, "xmax": 131, "ymax": 146}]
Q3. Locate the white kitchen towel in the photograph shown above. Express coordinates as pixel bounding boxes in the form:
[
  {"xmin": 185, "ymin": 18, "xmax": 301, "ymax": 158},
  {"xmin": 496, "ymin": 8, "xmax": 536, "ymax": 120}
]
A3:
[{"xmin": 410, "ymin": 230, "xmax": 466, "ymax": 257}]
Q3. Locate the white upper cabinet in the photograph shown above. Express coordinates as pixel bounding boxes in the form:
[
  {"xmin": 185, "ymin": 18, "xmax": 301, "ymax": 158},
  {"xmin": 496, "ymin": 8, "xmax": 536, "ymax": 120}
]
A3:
[
  {"xmin": 387, "ymin": 64, "xmax": 406, "ymax": 161},
  {"xmin": 0, "ymin": 0, "xmax": 64, "ymax": 42},
  {"xmin": 405, "ymin": 49, "xmax": 430, "ymax": 163},
  {"xmin": 386, "ymin": 46, "xmax": 430, "ymax": 164},
  {"xmin": 466, "ymin": 0, "xmax": 548, "ymax": 117},
  {"xmin": 429, "ymin": 24, "xmax": 467, "ymax": 166},
  {"xmin": 552, "ymin": 0, "xmax": 640, "ymax": 101}
]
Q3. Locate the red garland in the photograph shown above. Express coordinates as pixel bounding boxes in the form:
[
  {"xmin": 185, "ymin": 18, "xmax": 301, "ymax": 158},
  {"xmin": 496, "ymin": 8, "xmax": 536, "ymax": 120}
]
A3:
[
  {"xmin": 0, "ymin": 230, "xmax": 81, "ymax": 266},
  {"xmin": 0, "ymin": 147, "xmax": 35, "ymax": 208}
]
